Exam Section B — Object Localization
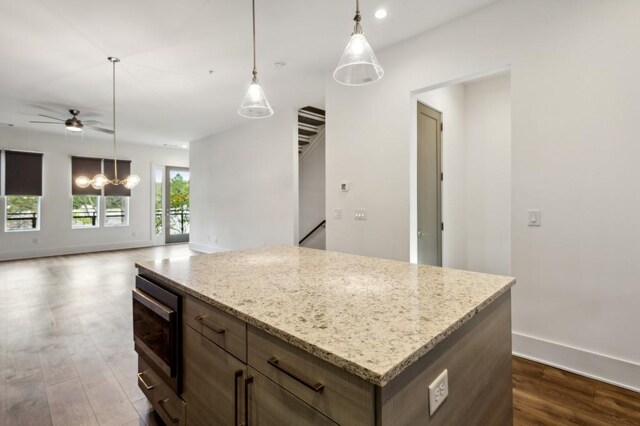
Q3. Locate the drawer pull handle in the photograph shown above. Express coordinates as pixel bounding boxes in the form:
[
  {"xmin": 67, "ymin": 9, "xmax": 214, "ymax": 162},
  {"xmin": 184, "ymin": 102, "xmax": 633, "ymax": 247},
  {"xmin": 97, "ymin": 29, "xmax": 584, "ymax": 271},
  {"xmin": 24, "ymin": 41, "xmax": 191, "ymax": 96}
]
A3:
[
  {"xmin": 267, "ymin": 357, "xmax": 325, "ymax": 392},
  {"xmin": 158, "ymin": 398, "xmax": 182, "ymax": 424},
  {"xmin": 137, "ymin": 372, "xmax": 156, "ymax": 390},
  {"xmin": 234, "ymin": 369, "xmax": 243, "ymax": 426},
  {"xmin": 195, "ymin": 315, "xmax": 225, "ymax": 334},
  {"xmin": 245, "ymin": 376, "xmax": 254, "ymax": 426}
]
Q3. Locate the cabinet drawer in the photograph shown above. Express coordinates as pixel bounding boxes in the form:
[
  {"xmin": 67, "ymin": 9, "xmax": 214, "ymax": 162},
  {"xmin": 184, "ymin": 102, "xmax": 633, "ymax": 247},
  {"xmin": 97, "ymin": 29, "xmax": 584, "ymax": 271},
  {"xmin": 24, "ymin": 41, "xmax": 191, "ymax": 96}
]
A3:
[
  {"xmin": 137, "ymin": 357, "xmax": 186, "ymax": 426},
  {"xmin": 183, "ymin": 325, "xmax": 246, "ymax": 426},
  {"xmin": 247, "ymin": 326, "xmax": 375, "ymax": 426},
  {"xmin": 184, "ymin": 295, "xmax": 247, "ymax": 362},
  {"xmin": 246, "ymin": 367, "xmax": 337, "ymax": 426}
]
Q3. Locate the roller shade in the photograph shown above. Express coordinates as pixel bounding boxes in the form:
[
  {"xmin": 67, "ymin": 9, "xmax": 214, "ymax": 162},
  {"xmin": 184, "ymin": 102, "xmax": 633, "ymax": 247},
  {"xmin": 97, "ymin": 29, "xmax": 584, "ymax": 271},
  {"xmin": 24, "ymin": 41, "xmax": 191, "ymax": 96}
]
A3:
[
  {"xmin": 5, "ymin": 150, "xmax": 43, "ymax": 196},
  {"xmin": 103, "ymin": 159, "xmax": 131, "ymax": 196},
  {"xmin": 72, "ymin": 156, "xmax": 102, "ymax": 195}
]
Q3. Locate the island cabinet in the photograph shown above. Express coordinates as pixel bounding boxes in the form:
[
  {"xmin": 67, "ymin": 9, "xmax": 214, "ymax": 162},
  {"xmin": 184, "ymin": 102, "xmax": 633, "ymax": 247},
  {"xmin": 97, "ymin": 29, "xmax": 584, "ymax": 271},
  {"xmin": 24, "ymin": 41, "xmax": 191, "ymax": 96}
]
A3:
[
  {"xmin": 135, "ymin": 246, "xmax": 516, "ymax": 426},
  {"xmin": 181, "ymin": 295, "xmax": 369, "ymax": 425}
]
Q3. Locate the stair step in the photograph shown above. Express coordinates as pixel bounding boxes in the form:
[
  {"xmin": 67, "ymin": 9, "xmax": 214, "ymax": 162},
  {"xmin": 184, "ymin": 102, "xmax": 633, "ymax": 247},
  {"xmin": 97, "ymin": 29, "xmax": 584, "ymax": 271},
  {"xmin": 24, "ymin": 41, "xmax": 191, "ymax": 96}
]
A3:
[
  {"xmin": 298, "ymin": 128, "xmax": 317, "ymax": 137},
  {"xmin": 300, "ymin": 106, "xmax": 325, "ymax": 117},
  {"xmin": 298, "ymin": 115, "xmax": 325, "ymax": 127},
  {"xmin": 298, "ymin": 140, "xmax": 310, "ymax": 146}
]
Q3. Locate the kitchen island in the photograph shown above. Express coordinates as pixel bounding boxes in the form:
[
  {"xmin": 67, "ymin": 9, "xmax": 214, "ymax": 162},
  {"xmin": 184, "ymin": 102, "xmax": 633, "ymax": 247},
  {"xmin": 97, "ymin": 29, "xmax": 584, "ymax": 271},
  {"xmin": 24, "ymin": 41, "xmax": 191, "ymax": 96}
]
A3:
[{"xmin": 133, "ymin": 246, "xmax": 515, "ymax": 425}]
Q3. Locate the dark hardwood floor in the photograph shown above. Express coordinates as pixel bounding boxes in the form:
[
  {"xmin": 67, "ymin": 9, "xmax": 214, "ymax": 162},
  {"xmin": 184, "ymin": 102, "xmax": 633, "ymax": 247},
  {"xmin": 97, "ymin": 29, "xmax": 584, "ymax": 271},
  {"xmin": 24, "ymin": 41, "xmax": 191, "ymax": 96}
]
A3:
[
  {"xmin": 513, "ymin": 357, "xmax": 640, "ymax": 425},
  {"xmin": 0, "ymin": 246, "xmax": 638, "ymax": 425}
]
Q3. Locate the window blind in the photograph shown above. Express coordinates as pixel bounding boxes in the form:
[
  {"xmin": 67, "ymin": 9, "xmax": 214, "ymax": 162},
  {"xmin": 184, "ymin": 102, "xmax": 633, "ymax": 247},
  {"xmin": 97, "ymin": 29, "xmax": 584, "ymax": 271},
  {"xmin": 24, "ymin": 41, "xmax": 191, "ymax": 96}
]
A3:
[
  {"xmin": 5, "ymin": 150, "xmax": 43, "ymax": 196},
  {"xmin": 103, "ymin": 159, "xmax": 132, "ymax": 196},
  {"xmin": 71, "ymin": 156, "xmax": 102, "ymax": 195}
]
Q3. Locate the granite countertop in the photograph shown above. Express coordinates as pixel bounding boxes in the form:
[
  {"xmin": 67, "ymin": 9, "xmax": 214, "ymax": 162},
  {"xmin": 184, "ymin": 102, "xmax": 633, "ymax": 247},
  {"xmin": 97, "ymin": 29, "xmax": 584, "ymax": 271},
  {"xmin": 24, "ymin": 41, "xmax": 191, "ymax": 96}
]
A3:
[{"xmin": 136, "ymin": 246, "xmax": 515, "ymax": 386}]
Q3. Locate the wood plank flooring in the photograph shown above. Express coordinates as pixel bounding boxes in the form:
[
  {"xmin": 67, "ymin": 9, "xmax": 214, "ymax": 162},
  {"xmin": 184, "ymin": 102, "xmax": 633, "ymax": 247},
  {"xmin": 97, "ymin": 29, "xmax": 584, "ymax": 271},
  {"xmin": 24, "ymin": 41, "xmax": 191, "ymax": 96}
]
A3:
[
  {"xmin": 0, "ymin": 244, "xmax": 195, "ymax": 426},
  {"xmin": 513, "ymin": 357, "xmax": 640, "ymax": 425},
  {"xmin": 0, "ymin": 246, "xmax": 638, "ymax": 425}
]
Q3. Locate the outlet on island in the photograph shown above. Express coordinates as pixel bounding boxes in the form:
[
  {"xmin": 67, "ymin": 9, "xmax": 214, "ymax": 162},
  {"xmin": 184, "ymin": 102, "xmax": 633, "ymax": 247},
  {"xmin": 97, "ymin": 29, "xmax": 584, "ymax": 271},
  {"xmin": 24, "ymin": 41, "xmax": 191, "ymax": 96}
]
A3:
[{"xmin": 429, "ymin": 369, "xmax": 449, "ymax": 415}]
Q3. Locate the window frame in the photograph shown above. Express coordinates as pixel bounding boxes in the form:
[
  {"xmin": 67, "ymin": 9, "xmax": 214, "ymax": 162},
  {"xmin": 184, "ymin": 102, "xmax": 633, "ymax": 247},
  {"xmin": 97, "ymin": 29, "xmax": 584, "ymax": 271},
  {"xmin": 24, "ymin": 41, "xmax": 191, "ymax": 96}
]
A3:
[
  {"xmin": 71, "ymin": 195, "xmax": 101, "ymax": 230},
  {"xmin": 104, "ymin": 195, "xmax": 130, "ymax": 228},
  {"xmin": 4, "ymin": 195, "xmax": 42, "ymax": 232}
]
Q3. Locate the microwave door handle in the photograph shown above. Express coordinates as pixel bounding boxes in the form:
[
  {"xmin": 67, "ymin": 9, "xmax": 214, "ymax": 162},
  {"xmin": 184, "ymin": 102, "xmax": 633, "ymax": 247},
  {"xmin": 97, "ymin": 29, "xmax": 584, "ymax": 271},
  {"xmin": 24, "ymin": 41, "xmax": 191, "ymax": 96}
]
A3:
[{"xmin": 132, "ymin": 288, "xmax": 173, "ymax": 320}]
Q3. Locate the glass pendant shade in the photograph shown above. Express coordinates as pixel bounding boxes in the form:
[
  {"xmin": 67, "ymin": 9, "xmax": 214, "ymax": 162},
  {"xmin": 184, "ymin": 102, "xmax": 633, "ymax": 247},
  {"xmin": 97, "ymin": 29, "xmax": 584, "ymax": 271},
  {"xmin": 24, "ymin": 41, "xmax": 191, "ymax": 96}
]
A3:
[
  {"xmin": 238, "ymin": 79, "xmax": 273, "ymax": 119},
  {"xmin": 66, "ymin": 124, "xmax": 83, "ymax": 132},
  {"xmin": 91, "ymin": 174, "xmax": 108, "ymax": 190},
  {"xmin": 333, "ymin": 33, "xmax": 384, "ymax": 86},
  {"xmin": 75, "ymin": 176, "xmax": 91, "ymax": 188},
  {"xmin": 123, "ymin": 174, "xmax": 141, "ymax": 189}
]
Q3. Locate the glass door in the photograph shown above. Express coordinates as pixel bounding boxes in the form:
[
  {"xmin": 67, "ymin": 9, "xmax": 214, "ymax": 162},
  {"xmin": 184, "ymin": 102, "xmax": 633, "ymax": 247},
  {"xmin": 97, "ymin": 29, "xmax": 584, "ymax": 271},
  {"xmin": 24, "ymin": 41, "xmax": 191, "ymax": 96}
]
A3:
[{"xmin": 165, "ymin": 167, "xmax": 190, "ymax": 243}]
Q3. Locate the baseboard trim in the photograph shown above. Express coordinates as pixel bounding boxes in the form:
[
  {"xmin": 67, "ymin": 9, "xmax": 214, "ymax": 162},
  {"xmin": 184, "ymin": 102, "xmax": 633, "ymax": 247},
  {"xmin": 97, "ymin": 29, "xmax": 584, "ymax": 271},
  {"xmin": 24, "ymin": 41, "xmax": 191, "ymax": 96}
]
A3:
[
  {"xmin": 513, "ymin": 332, "xmax": 640, "ymax": 392},
  {"xmin": 189, "ymin": 242, "xmax": 231, "ymax": 254},
  {"xmin": 0, "ymin": 240, "xmax": 154, "ymax": 261}
]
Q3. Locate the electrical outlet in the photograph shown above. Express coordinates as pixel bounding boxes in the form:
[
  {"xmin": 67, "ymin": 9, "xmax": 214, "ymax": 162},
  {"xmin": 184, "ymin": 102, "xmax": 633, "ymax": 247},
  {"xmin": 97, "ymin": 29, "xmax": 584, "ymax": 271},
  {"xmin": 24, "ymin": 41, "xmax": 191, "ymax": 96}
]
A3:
[
  {"xmin": 333, "ymin": 208, "xmax": 343, "ymax": 219},
  {"xmin": 527, "ymin": 209, "xmax": 541, "ymax": 226},
  {"xmin": 428, "ymin": 369, "xmax": 449, "ymax": 415},
  {"xmin": 32, "ymin": 237, "xmax": 39, "ymax": 244}
]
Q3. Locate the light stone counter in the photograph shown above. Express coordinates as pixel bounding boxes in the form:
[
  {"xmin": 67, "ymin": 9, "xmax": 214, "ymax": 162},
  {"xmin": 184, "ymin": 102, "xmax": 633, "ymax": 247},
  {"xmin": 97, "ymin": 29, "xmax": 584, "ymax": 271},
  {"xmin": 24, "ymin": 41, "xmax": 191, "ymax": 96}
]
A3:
[{"xmin": 136, "ymin": 246, "xmax": 515, "ymax": 386}]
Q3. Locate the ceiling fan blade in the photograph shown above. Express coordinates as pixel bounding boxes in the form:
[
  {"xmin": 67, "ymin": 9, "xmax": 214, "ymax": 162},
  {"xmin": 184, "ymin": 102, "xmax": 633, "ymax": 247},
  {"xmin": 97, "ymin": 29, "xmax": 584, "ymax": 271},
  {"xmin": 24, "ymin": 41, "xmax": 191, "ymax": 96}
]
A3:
[
  {"xmin": 83, "ymin": 120, "xmax": 103, "ymax": 125},
  {"xmin": 87, "ymin": 125, "xmax": 114, "ymax": 134},
  {"xmin": 37, "ymin": 114, "xmax": 65, "ymax": 121},
  {"xmin": 30, "ymin": 121, "xmax": 62, "ymax": 124}
]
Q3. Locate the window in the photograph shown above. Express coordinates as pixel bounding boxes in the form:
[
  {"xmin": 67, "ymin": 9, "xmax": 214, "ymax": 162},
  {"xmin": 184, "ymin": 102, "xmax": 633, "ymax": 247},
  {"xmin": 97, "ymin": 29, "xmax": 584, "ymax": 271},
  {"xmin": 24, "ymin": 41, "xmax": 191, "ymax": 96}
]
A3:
[
  {"xmin": 4, "ymin": 150, "xmax": 43, "ymax": 232},
  {"xmin": 5, "ymin": 196, "xmax": 41, "ymax": 231},
  {"xmin": 72, "ymin": 195, "xmax": 100, "ymax": 228},
  {"xmin": 105, "ymin": 196, "xmax": 129, "ymax": 226}
]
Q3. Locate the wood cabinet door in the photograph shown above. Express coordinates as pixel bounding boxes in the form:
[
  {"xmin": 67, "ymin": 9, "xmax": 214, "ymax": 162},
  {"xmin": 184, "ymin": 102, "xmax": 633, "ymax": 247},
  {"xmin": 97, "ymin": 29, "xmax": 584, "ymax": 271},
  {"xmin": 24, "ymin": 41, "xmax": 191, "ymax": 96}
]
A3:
[
  {"xmin": 245, "ymin": 367, "xmax": 337, "ymax": 426},
  {"xmin": 183, "ymin": 325, "xmax": 246, "ymax": 426}
]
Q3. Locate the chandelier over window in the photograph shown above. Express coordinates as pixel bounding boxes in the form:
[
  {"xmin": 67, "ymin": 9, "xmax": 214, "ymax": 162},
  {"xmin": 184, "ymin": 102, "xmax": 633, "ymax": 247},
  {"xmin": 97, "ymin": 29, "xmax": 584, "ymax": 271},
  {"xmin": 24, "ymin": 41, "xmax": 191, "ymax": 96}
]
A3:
[{"xmin": 75, "ymin": 57, "xmax": 140, "ymax": 191}]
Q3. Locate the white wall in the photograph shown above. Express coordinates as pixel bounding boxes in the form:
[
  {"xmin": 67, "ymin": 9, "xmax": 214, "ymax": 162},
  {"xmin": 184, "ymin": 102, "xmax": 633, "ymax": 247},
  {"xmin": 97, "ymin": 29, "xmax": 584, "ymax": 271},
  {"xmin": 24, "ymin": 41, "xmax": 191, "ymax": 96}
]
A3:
[
  {"xmin": 189, "ymin": 111, "xmax": 298, "ymax": 253},
  {"xmin": 326, "ymin": 0, "xmax": 640, "ymax": 391},
  {"xmin": 299, "ymin": 133, "xmax": 326, "ymax": 250},
  {"xmin": 0, "ymin": 127, "xmax": 188, "ymax": 260},
  {"xmin": 464, "ymin": 75, "xmax": 511, "ymax": 275}
]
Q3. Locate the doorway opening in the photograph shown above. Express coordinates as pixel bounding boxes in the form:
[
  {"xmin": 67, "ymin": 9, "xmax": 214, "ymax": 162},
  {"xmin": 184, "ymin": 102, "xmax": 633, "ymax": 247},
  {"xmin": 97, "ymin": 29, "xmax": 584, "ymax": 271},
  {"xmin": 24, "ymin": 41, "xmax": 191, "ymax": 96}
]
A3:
[
  {"xmin": 153, "ymin": 165, "xmax": 190, "ymax": 245},
  {"xmin": 412, "ymin": 69, "xmax": 512, "ymax": 275}
]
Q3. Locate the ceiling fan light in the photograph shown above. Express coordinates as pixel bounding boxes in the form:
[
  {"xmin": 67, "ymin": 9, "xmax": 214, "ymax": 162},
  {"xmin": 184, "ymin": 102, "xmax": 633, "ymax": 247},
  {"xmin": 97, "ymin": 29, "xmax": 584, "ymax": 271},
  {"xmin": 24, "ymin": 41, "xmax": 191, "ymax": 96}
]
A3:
[
  {"xmin": 333, "ymin": 33, "xmax": 384, "ymax": 86},
  {"xmin": 65, "ymin": 119, "xmax": 83, "ymax": 132},
  {"xmin": 238, "ymin": 81, "xmax": 273, "ymax": 119},
  {"xmin": 75, "ymin": 176, "xmax": 91, "ymax": 188},
  {"xmin": 123, "ymin": 174, "xmax": 140, "ymax": 189}
]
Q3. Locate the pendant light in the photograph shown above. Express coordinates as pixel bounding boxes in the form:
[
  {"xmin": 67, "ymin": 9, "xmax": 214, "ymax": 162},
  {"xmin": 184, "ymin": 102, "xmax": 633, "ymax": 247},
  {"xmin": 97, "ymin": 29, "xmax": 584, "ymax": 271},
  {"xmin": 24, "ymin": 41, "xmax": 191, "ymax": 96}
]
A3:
[
  {"xmin": 75, "ymin": 57, "xmax": 140, "ymax": 191},
  {"xmin": 238, "ymin": 0, "xmax": 274, "ymax": 119},
  {"xmin": 333, "ymin": 0, "xmax": 384, "ymax": 86}
]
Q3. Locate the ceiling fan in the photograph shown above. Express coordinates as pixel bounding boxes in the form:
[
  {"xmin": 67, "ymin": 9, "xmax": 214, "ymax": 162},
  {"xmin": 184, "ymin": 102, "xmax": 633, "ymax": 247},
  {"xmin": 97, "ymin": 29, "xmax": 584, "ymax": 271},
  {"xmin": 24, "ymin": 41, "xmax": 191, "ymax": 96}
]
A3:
[{"xmin": 30, "ymin": 109, "xmax": 113, "ymax": 134}]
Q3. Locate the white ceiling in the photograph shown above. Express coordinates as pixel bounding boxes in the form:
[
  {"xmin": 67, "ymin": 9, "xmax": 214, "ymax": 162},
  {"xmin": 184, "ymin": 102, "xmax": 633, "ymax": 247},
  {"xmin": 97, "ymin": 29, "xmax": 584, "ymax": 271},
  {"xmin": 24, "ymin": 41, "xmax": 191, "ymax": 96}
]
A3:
[{"xmin": 0, "ymin": 0, "xmax": 498, "ymax": 147}]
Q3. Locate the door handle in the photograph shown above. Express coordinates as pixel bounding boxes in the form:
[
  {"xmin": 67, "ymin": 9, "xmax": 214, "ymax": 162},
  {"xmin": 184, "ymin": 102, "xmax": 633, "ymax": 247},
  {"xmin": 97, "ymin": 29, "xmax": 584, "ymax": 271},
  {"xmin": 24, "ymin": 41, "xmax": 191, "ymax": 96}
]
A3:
[
  {"xmin": 137, "ymin": 372, "xmax": 156, "ymax": 391},
  {"xmin": 195, "ymin": 315, "xmax": 225, "ymax": 334},
  {"xmin": 244, "ymin": 376, "xmax": 254, "ymax": 426},
  {"xmin": 234, "ymin": 369, "xmax": 243, "ymax": 426},
  {"xmin": 417, "ymin": 230, "xmax": 424, "ymax": 238}
]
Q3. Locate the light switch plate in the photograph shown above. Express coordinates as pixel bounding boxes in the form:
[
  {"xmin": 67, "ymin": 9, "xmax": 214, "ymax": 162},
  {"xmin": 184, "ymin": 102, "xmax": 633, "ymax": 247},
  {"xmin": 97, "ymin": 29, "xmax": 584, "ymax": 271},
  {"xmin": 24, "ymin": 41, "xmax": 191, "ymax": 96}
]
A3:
[
  {"xmin": 354, "ymin": 208, "xmax": 367, "ymax": 220},
  {"xmin": 428, "ymin": 369, "xmax": 449, "ymax": 416},
  {"xmin": 527, "ymin": 209, "xmax": 541, "ymax": 226}
]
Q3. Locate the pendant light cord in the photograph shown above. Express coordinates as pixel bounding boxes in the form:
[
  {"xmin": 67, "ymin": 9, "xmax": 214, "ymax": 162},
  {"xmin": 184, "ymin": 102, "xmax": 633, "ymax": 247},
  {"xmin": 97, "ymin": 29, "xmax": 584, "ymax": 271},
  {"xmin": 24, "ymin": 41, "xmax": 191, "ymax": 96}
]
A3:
[
  {"xmin": 112, "ymin": 57, "xmax": 118, "ymax": 181},
  {"xmin": 252, "ymin": 0, "xmax": 257, "ymax": 81},
  {"xmin": 353, "ymin": 0, "xmax": 362, "ymax": 34}
]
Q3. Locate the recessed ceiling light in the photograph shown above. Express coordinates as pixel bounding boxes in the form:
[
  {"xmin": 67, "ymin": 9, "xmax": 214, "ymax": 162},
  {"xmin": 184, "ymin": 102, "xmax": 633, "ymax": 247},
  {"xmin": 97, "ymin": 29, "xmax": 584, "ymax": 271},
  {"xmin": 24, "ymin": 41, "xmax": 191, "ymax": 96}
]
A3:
[
  {"xmin": 273, "ymin": 62, "xmax": 287, "ymax": 70},
  {"xmin": 375, "ymin": 9, "xmax": 387, "ymax": 19}
]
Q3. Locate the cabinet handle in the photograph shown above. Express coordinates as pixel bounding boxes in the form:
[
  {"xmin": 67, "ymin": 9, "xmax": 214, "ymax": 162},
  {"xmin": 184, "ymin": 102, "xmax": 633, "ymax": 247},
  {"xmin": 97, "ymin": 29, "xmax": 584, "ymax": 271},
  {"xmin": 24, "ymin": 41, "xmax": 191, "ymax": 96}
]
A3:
[
  {"xmin": 267, "ymin": 357, "xmax": 325, "ymax": 392},
  {"xmin": 195, "ymin": 315, "xmax": 225, "ymax": 334},
  {"xmin": 158, "ymin": 398, "xmax": 181, "ymax": 424},
  {"xmin": 137, "ymin": 372, "xmax": 156, "ymax": 390},
  {"xmin": 244, "ymin": 376, "xmax": 254, "ymax": 426},
  {"xmin": 234, "ymin": 369, "xmax": 243, "ymax": 426}
]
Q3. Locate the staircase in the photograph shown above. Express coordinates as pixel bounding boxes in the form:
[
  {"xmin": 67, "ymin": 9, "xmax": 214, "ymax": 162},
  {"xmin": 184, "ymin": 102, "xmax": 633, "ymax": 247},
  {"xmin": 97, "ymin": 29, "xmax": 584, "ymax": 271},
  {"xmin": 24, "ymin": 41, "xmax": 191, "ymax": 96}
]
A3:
[{"xmin": 298, "ymin": 106, "xmax": 325, "ymax": 154}]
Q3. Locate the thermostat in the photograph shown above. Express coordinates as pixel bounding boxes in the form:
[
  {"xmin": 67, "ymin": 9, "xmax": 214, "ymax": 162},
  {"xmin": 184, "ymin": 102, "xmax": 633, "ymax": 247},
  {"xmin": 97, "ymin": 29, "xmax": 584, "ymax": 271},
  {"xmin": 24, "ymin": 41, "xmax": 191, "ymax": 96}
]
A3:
[{"xmin": 341, "ymin": 181, "xmax": 350, "ymax": 192}]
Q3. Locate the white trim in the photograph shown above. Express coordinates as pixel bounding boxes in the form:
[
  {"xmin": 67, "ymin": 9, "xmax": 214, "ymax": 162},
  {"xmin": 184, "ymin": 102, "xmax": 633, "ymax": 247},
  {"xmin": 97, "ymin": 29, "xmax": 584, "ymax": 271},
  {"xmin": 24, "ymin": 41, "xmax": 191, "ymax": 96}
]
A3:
[
  {"xmin": 188, "ymin": 242, "xmax": 231, "ymax": 254},
  {"xmin": 513, "ymin": 331, "xmax": 640, "ymax": 392},
  {"xmin": 0, "ymin": 240, "xmax": 154, "ymax": 261}
]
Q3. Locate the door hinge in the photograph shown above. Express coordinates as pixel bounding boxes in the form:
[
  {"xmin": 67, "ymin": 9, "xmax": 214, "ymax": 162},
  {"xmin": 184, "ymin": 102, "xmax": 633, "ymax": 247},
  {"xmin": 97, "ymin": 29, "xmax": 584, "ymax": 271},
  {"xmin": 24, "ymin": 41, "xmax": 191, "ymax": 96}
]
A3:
[
  {"xmin": 440, "ymin": 122, "xmax": 443, "ymax": 132},
  {"xmin": 441, "ymin": 223, "xmax": 444, "ymax": 231},
  {"xmin": 440, "ymin": 172, "xmax": 443, "ymax": 181}
]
